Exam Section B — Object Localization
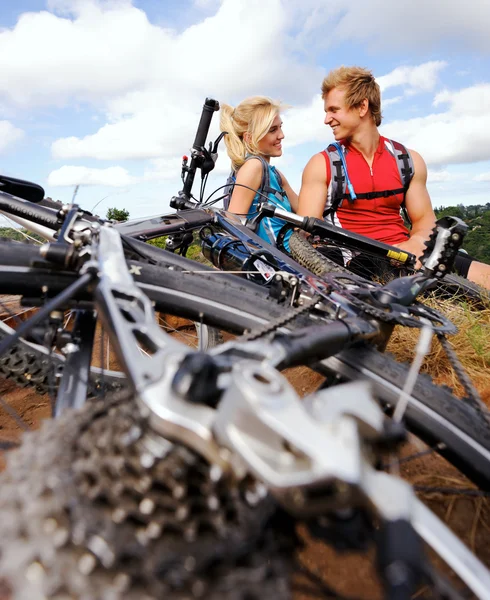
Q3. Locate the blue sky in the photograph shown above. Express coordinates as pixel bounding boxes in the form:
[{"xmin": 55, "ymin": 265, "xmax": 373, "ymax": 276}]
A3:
[{"xmin": 0, "ymin": 0, "xmax": 490, "ymax": 221}]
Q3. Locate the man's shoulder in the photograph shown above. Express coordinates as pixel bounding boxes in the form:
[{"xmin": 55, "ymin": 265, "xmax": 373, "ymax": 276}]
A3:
[
  {"xmin": 302, "ymin": 152, "xmax": 329, "ymax": 185},
  {"xmin": 306, "ymin": 151, "xmax": 328, "ymax": 170}
]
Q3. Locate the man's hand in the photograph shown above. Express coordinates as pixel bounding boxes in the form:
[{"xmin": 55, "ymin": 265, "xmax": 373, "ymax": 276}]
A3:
[{"xmin": 395, "ymin": 236, "xmax": 427, "ymax": 270}]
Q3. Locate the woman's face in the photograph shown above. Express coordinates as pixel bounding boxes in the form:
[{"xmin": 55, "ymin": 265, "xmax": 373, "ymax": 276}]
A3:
[{"xmin": 256, "ymin": 114, "xmax": 284, "ymax": 158}]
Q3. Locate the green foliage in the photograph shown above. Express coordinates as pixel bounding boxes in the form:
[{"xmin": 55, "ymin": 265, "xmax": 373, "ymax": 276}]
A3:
[
  {"xmin": 148, "ymin": 233, "xmax": 210, "ymax": 265},
  {"xmin": 434, "ymin": 204, "xmax": 490, "ymax": 264},
  {"xmin": 147, "ymin": 236, "xmax": 167, "ymax": 250},
  {"xmin": 106, "ymin": 207, "xmax": 130, "ymax": 222},
  {"xmin": 0, "ymin": 227, "xmax": 44, "ymax": 244}
]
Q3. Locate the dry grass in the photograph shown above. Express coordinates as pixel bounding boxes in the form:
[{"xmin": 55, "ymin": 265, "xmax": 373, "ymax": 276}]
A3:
[
  {"xmin": 386, "ymin": 292, "xmax": 490, "ymax": 402},
  {"xmin": 387, "ymin": 293, "xmax": 490, "ymax": 568}
]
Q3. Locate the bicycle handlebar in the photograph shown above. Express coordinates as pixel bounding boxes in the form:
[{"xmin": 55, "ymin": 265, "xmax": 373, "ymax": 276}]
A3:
[
  {"xmin": 258, "ymin": 202, "xmax": 417, "ymax": 267},
  {"xmin": 0, "ymin": 175, "xmax": 45, "ymax": 203},
  {"xmin": 181, "ymin": 98, "xmax": 220, "ymax": 199},
  {"xmin": 0, "ymin": 191, "xmax": 62, "ymax": 230},
  {"xmin": 192, "ymin": 98, "xmax": 220, "ymax": 149}
]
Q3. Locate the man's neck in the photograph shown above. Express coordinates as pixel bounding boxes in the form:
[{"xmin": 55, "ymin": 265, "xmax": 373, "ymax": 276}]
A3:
[{"xmin": 346, "ymin": 124, "xmax": 380, "ymax": 165}]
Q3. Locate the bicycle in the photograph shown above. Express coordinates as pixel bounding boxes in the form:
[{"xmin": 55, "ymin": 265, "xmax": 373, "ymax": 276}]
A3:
[
  {"xmin": 0, "ymin": 99, "xmax": 489, "ymax": 596},
  {"xmin": 0, "ymin": 152, "xmax": 489, "ymax": 597}
]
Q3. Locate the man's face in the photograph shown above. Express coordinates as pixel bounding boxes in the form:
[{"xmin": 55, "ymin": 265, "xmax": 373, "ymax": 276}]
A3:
[{"xmin": 323, "ymin": 87, "xmax": 360, "ymax": 141}]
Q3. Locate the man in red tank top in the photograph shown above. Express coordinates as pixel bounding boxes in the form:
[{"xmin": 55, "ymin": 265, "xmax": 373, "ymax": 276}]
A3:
[
  {"xmin": 320, "ymin": 136, "xmax": 411, "ymax": 247},
  {"xmin": 297, "ymin": 66, "xmax": 490, "ymax": 289}
]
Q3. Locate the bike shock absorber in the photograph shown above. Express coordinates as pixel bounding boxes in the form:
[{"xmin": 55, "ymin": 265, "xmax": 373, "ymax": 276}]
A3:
[{"xmin": 199, "ymin": 227, "xmax": 278, "ymax": 285}]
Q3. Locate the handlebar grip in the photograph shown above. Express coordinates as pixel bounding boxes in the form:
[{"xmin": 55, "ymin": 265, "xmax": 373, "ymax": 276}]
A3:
[
  {"xmin": 192, "ymin": 98, "xmax": 220, "ymax": 149},
  {"xmin": 169, "ymin": 194, "xmax": 197, "ymax": 211},
  {"xmin": 0, "ymin": 191, "xmax": 61, "ymax": 229}
]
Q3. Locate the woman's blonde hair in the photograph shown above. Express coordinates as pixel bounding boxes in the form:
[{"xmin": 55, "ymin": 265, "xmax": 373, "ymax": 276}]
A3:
[
  {"xmin": 321, "ymin": 66, "xmax": 382, "ymax": 126},
  {"xmin": 220, "ymin": 96, "xmax": 282, "ymax": 170}
]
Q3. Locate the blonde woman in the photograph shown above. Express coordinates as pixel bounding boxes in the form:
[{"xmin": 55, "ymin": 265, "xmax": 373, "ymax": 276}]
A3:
[{"xmin": 220, "ymin": 96, "xmax": 298, "ymax": 250}]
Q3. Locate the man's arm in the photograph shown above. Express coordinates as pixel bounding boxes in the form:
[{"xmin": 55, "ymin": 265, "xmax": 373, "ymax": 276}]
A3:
[
  {"xmin": 297, "ymin": 153, "xmax": 329, "ymax": 218},
  {"xmin": 398, "ymin": 151, "xmax": 490, "ymax": 289},
  {"xmin": 396, "ymin": 150, "xmax": 436, "ymax": 263}
]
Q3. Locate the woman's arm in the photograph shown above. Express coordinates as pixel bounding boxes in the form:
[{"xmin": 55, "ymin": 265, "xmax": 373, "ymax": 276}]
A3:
[{"xmin": 228, "ymin": 159, "xmax": 263, "ymax": 215}]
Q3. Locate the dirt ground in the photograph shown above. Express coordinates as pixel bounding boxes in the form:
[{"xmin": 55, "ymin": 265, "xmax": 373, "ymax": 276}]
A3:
[{"xmin": 0, "ymin": 308, "xmax": 489, "ymax": 598}]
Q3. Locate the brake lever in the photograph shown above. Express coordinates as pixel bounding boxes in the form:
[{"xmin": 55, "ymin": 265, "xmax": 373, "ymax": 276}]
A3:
[
  {"xmin": 200, "ymin": 144, "xmax": 217, "ymax": 176},
  {"xmin": 212, "ymin": 131, "xmax": 226, "ymax": 154}
]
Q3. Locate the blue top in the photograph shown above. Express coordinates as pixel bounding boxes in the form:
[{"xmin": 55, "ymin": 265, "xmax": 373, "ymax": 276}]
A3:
[{"xmin": 247, "ymin": 163, "xmax": 292, "ymax": 251}]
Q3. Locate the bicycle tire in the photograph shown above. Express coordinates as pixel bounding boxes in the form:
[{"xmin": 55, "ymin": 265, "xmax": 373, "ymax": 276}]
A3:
[
  {"xmin": 289, "ymin": 231, "xmax": 350, "ymax": 276},
  {"xmin": 0, "ymin": 389, "xmax": 296, "ymax": 599},
  {"xmin": 302, "ymin": 234, "xmax": 490, "ymax": 305},
  {"xmin": 0, "ymin": 240, "xmax": 489, "ymax": 489},
  {"xmin": 432, "ymin": 271, "xmax": 490, "ymax": 305}
]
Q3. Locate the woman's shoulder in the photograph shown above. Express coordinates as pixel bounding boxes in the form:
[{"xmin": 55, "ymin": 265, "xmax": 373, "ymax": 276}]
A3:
[
  {"xmin": 235, "ymin": 156, "xmax": 264, "ymax": 185},
  {"xmin": 237, "ymin": 156, "xmax": 264, "ymax": 176}
]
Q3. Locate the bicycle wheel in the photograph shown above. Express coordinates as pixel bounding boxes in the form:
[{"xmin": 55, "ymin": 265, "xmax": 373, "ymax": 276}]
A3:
[
  {"xmin": 0, "ymin": 242, "xmax": 488, "ymax": 598},
  {"xmin": 290, "ymin": 231, "xmax": 490, "ymax": 305},
  {"xmin": 0, "ymin": 239, "xmax": 489, "ymax": 490}
]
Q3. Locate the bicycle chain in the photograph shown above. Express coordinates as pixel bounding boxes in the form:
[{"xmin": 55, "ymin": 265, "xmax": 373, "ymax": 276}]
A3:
[
  {"xmin": 0, "ymin": 391, "xmax": 296, "ymax": 599},
  {"xmin": 240, "ymin": 294, "xmax": 322, "ymax": 341}
]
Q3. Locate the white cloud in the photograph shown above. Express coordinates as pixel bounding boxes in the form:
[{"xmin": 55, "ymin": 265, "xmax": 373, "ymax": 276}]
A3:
[
  {"xmin": 377, "ymin": 62, "xmax": 447, "ymax": 94},
  {"xmin": 427, "ymin": 170, "xmax": 461, "ymax": 183},
  {"xmin": 193, "ymin": 0, "xmax": 221, "ymax": 9},
  {"xmin": 434, "ymin": 84, "xmax": 490, "ymax": 115},
  {"xmin": 47, "ymin": 165, "xmax": 135, "ymax": 186},
  {"xmin": 0, "ymin": 0, "xmax": 320, "ymax": 161},
  {"xmin": 0, "ymin": 121, "xmax": 24, "ymax": 153},
  {"xmin": 0, "ymin": 0, "xmax": 318, "ymax": 111},
  {"xmin": 383, "ymin": 96, "xmax": 403, "ymax": 108},
  {"xmin": 474, "ymin": 172, "xmax": 490, "ymax": 182},
  {"xmin": 381, "ymin": 83, "xmax": 490, "ymax": 166},
  {"xmin": 0, "ymin": 2, "xmax": 162, "ymax": 107},
  {"xmin": 278, "ymin": 94, "xmax": 326, "ymax": 147},
  {"xmin": 289, "ymin": 0, "xmax": 490, "ymax": 53}
]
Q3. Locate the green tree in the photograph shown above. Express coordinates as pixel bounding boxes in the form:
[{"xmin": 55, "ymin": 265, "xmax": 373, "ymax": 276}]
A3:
[
  {"xmin": 434, "ymin": 205, "xmax": 465, "ymax": 220},
  {"xmin": 434, "ymin": 204, "xmax": 490, "ymax": 264},
  {"xmin": 106, "ymin": 207, "xmax": 129, "ymax": 222}
]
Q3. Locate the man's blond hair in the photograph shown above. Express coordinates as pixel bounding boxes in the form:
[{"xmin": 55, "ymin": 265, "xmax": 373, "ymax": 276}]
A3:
[{"xmin": 321, "ymin": 66, "xmax": 382, "ymax": 126}]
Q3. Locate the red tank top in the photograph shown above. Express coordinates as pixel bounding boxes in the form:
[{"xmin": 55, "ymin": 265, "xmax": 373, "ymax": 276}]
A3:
[{"xmin": 322, "ymin": 136, "xmax": 410, "ymax": 246}]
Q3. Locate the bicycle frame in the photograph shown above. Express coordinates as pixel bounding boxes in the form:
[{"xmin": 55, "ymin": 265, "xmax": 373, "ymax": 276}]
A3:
[
  {"xmin": 1, "ymin": 105, "xmax": 490, "ymax": 594},
  {"xmin": 0, "ymin": 198, "xmax": 488, "ymax": 598}
]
